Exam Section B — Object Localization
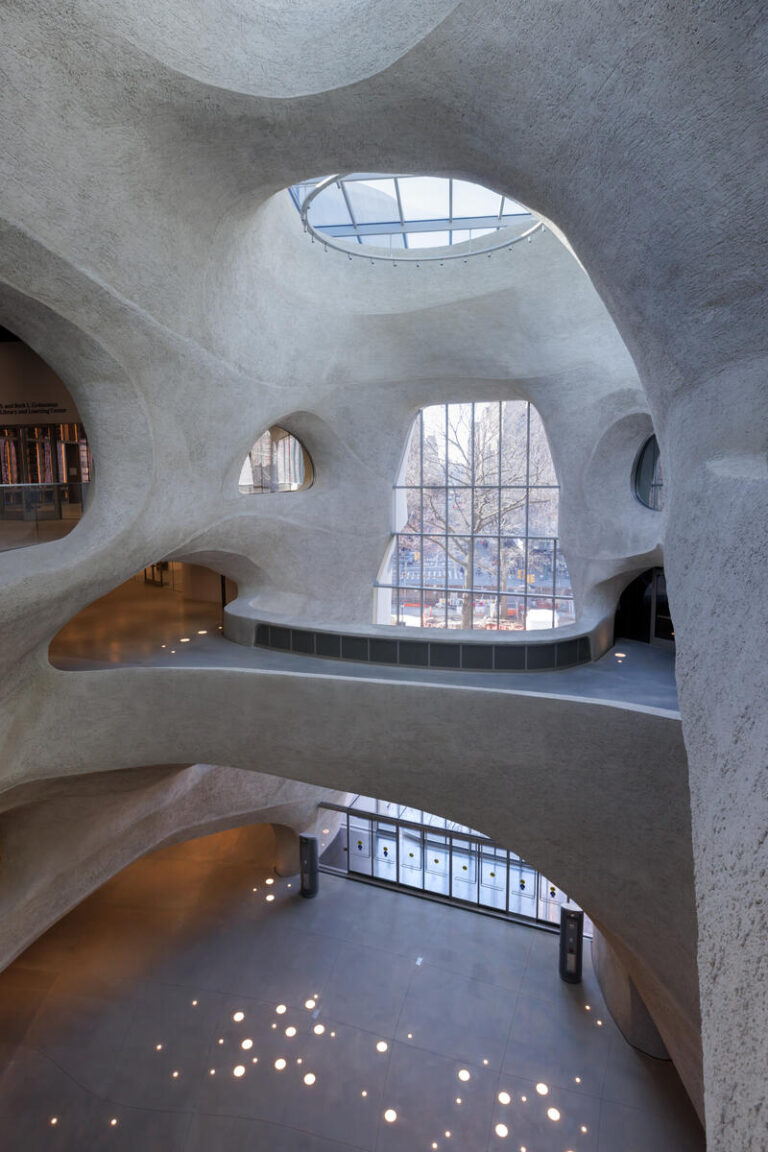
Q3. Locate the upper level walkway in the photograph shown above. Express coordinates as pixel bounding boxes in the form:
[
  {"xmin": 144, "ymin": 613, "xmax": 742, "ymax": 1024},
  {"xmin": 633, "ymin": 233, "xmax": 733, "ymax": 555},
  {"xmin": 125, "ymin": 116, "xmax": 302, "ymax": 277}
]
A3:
[{"xmin": 49, "ymin": 577, "xmax": 678, "ymax": 714}]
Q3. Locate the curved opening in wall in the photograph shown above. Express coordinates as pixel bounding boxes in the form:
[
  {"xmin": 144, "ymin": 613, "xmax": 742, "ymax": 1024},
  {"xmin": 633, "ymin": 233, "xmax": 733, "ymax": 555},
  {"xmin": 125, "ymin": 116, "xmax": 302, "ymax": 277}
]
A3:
[
  {"xmin": 0, "ymin": 325, "xmax": 92, "ymax": 552},
  {"xmin": 289, "ymin": 174, "xmax": 543, "ymax": 263},
  {"xmin": 238, "ymin": 426, "xmax": 313, "ymax": 494},
  {"xmin": 374, "ymin": 400, "xmax": 574, "ymax": 631},
  {"xmin": 49, "ymin": 561, "xmax": 237, "ymax": 668},
  {"xmin": 634, "ymin": 434, "xmax": 663, "ymax": 510},
  {"xmin": 615, "ymin": 568, "xmax": 674, "ymax": 648},
  {"xmin": 317, "ymin": 792, "xmax": 592, "ymax": 935}
]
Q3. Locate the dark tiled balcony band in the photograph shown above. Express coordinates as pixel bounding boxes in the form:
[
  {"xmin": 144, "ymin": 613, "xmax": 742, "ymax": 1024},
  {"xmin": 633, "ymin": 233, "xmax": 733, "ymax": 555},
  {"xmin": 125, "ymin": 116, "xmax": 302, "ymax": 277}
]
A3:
[{"xmin": 253, "ymin": 622, "xmax": 592, "ymax": 672}]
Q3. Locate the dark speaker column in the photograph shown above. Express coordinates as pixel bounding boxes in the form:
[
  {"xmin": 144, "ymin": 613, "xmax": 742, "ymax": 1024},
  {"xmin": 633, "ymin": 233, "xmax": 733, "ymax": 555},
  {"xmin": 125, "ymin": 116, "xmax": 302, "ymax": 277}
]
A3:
[
  {"xmin": 559, "ymin": 907, "xmax": 584, "ymax": 983},
  {"xmin": 300, "ymin": 835, "xmax": 319, "ymax": 899}
]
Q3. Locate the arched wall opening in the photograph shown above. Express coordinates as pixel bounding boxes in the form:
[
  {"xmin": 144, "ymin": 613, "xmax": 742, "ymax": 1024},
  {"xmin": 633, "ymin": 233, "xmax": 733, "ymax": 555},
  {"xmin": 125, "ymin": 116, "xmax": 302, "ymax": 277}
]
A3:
[
  {"xmin": 0, "ymin": 325, "xmax": 92, "ymax": 552},
  {"xmin": 48, "ymin": 561, "xmax": 237, "ymax": 667},
  {"xmin": 615, "ymin": 568, "xmax": 674, "ymax": 649}
]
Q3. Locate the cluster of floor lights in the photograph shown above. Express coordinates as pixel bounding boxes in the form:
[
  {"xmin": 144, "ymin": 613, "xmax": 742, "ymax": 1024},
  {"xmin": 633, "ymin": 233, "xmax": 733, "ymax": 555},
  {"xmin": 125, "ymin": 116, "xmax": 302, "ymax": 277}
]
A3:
[
  {"xmin": 44, "ymin": 874, "xmax": 598, "ymax": 1143},
  {"xmin": 158, "ymin": 627, "xmax": 216, "ymax": 656}
]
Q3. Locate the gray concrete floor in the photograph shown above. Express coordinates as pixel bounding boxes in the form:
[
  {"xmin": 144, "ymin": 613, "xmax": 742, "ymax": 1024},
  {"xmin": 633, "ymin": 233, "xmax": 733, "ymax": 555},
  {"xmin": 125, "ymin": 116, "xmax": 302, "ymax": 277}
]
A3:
[
  {"xmin": 0, "ymin": 830, "xmax": 703, "ymax": 1151},
  {"xmin": 50, "ymin": 578, "xmax": 679, "ymax": 712}
]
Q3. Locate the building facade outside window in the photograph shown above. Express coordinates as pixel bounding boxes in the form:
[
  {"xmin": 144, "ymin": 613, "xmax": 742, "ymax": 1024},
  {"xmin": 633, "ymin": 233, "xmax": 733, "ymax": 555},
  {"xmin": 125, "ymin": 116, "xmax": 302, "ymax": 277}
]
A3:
[
  {"xmin": 375, "ymin": 401, "xmax": 574, "ymax": 630},
  {"xmin": 238, "ymin": 426, "xmax": 313, "ymax": 494}
]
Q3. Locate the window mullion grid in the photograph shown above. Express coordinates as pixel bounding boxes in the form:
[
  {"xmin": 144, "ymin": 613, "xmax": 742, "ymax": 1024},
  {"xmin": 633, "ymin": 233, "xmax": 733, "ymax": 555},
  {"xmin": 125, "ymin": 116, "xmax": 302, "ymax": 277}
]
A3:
[
  {"xmin": 394, "ymin": 178, "xmax": 408, "ymax": 250},
  {"xmin": 449, "ymin": 178, "xmax": 453, "ymax": 246},
  {"xmin": 499, "ymin": 398, "xmax": 504, "ymax": 626},
  {"xmin": 419, "ymin": 410, "xmax": 424, "ymax": 626},
  {"xmin": 552, "ymin": 537, "xmax": 557, "ymax": 629},
  {"xmin": 338, "ymin": 179, "xmax": 359, "ymax": 245},
  {"xmin": 524, "ymin": 402, "xmax": 531, "ymax": 629},
  {"xmin": 497, "ymin": 401, "xmax": 502, "ymax": 629},
  {"xmin": 469, "ymin": 402, "xmax": 475, "ymax": 629},
  {"xmin": 444, "ymin": 404, "xmax": 449, "ymax": 629}
]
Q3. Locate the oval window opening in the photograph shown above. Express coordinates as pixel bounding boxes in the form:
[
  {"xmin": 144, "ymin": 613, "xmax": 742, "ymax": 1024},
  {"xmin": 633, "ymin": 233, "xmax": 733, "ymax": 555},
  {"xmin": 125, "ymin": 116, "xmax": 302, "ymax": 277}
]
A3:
[
  {"xmin": 634, "ymin": 435, "xmax": 663, "ymax": 510},
  {"xmin": 238, "ymin": 426, "xmax": 313, "ymax": 494}
]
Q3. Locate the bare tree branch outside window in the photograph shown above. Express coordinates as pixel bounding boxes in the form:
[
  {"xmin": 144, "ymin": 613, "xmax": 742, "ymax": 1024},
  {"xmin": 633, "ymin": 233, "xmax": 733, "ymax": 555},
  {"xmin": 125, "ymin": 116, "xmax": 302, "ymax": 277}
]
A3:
[{"xmin": 377, "ymin": 401, "xmax": 574, "ymax": 631}]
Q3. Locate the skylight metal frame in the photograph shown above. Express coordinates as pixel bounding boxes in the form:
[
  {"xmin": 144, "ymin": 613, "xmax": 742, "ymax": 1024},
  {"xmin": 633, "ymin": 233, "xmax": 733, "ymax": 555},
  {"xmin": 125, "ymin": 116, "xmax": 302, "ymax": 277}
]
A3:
[{"xmin": 296, "ymin": 174, "xmax": 544, "ymax": 262}]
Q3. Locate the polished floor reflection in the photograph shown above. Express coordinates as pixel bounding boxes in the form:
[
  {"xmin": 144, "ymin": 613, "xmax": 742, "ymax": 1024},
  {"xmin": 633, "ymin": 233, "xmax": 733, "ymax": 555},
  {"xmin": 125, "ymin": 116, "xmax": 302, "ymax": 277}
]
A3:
[{"xmin": 0, "ymin": 828, "xmax": 703, "ymax": 1150}]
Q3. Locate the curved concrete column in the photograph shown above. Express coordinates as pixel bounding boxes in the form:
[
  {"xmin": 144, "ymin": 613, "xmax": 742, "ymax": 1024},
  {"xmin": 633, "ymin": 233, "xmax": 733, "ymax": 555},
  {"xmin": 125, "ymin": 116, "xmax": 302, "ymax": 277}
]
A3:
[{"xmin": 593, "ymin": 927, "xmax": 670, "ymax": 1062}]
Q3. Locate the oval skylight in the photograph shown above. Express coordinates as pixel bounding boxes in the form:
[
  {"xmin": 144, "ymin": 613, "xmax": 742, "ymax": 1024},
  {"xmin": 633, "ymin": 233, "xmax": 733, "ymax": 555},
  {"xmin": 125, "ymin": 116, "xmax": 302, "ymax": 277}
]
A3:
[{"xmin": 289, "ymin": 174, "xmax": 542, "ymax": 262}]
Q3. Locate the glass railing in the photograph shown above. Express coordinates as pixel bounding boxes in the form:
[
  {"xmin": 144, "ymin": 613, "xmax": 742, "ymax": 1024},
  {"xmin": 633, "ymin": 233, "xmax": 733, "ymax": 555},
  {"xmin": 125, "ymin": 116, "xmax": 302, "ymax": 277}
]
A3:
[
  {"xmin": 319, "ymin": 798, "xmax": 592, "ymax": 935},
  {"xmin": 0, "ymin": 482, "xmax": 89, "ymax": 552}
]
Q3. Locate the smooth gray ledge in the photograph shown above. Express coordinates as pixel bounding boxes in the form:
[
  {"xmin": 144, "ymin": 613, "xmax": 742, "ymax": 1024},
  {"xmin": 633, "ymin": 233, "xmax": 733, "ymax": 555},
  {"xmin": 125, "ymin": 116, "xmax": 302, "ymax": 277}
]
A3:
[{"xmin": 52, "ymin": 636, "xmax": 678, "ymax": 713}]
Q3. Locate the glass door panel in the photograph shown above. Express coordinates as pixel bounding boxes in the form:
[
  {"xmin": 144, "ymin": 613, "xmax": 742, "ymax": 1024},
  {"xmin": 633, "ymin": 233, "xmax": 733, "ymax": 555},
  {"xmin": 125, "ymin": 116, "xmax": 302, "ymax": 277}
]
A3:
[
  {"xmin": 451, "ymin": 836, "xmax": 478, "ymax": 904},
  {"xmin": 423, "ymin": 833, "xmax": 450, "ymax": 896},
  {"xmin": 398, "ymin": 826, "xmax": 424, "ymax": 889},
  {"xmin": 349, "ymin": 815, "xmax": 373, "ymax": 877},
  {"xmin": 373, "ymin": 820, "xmax": 397, "ymax": 883},
  {"xmin": 539, "ymin": 875, "xmax": 568, "ymax": 926},
  {"xmin": 508, "ymin": 858, "xmax": 537, "ymax": 919},
  {"xmin": 479, "ymin": 845, "xmax": 508, "ymax": 911}
]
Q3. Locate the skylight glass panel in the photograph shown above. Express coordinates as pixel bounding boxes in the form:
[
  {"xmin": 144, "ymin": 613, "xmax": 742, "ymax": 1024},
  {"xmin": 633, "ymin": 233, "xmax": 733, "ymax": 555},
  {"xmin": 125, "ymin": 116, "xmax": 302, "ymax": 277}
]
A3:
[
  {"xmin": 501, "ymin": 196, "xmax": 528, "ymax": 216},
  {"xmin": 407, "ymin": 230, "xmax": 451, "ymax": 248},
  {"xmin": 359, "ymin": 232, "xmax": 406, "ymax": 248},
  {"xmin": 397, "ymin": 177, "xmax": 450, "ymax": 221},
  {"xmin": 452, "ymin": 180, "xmax": 502, "ymax": 220},
  {"xmin": 306, "ymin": 183, "xmax": 351, "ymax": 228},
  {"xmin": 345, "ymin": 178, "xmax": 400, "ymax": 225}
]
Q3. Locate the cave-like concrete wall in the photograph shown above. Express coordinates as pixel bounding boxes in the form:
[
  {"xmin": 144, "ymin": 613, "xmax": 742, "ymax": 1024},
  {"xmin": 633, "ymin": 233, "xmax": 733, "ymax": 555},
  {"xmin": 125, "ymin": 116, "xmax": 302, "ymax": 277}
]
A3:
[{"xmin": 0, "ymin": 3, "xmax": 765, "ymax": 1145}]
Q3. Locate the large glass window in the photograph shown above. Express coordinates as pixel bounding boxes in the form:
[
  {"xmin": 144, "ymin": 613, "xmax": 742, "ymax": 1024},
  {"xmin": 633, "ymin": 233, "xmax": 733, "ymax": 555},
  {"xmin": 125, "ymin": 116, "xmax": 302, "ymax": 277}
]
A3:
[
  {"xmin": 238, "ymin": 426, "xmax": 313, "ymax": 494},
  {"xmin": 375, "ymin": 401, "xmax": 573, "ymax": 630},
  {"xmin": 320, "ymin": 794, "xmax": 592, "ymax": 936},
  {"xmin": 634, "ymin": 434, "xmax": 663, "ymax": 510}
]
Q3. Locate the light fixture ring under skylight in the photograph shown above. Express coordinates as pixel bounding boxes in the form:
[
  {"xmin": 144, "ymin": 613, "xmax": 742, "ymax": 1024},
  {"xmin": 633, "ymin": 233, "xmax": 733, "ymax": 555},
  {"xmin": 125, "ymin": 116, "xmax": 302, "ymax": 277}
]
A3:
[{"xmin": 293, "ymin": 174, "xmax": 544, "ymax": 263}]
